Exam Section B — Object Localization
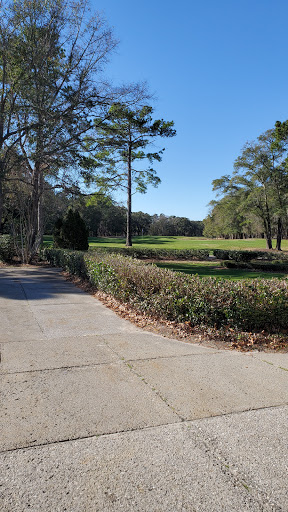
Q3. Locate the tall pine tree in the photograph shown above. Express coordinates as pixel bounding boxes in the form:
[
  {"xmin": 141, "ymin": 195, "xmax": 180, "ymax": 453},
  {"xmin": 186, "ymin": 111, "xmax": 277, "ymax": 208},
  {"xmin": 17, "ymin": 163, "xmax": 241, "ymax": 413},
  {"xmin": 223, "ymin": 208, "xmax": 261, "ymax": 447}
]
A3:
[{"xmin": 88, "ymin": 104, "xmax": 176, "ymax": 246}]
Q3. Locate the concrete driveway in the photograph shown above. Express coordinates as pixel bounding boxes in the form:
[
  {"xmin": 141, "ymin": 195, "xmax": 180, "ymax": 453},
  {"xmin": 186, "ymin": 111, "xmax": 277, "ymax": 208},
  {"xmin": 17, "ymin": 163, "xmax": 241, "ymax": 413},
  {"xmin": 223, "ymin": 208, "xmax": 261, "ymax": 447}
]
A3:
[{"xmin": 0, "ymin": 266, "xmax": 287, "ymax": 511}]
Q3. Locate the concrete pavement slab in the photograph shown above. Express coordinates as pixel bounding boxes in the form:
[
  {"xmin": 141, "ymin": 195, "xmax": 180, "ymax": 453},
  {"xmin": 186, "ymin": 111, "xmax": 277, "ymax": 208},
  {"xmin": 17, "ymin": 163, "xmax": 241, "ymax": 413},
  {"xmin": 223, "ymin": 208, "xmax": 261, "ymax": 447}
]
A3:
[
  {"xmin": 0, "ymin": 335, "xmax": 117, "ymax": 373},
  {"xmin": 0, "ymin": 272, "xmax": 27, "ymax": 286},
  {"xmin": 0, "ymin": 288, "xmax": 27, "ymax": 306},
  {"xmin": 0, "ymin": 280, "xmax": 27, "ymax": 295},
  {"xmin": 13, "ymin": 269, "xmax": 93, "ymax": 303},
  {"xmin": 130, "ymin": 351, "xmax": 288, "ymax": 419},
  {"xmin": 0, "ymin": 423, "xmax": 266, "ymax": 512},
  {"xmin": 21, "ymin": 281, "xmax": 87, "ymax": 290},
  {"xmin": 1, "ymin": 265, "xmax": 62, "ymax": 274},
  {"xmin": 250, "ymin": 351, "xmax": 288, "ymax": 371},
  {"xmin": 193, "ymin": 405, "xmax": 288, "ymax": 510},
  {"xmin": 0, "ymin": 273, "xmax": 28, "ymax": 304},
  {"xmin": 0, "ymin": 281, "xmax": 95, "ymax": 305},
  {"xmin": 1, "ymin": 363, "xmax": 179, "ymax": 451},
  {"xmin": 0, "ymin": 305, "xmax": 44, "ymax": 343},
  {"xmin": 29, "ymin": 302, "xmax": 139, "ymax": 337},
  {"xmin": 102, "ymin": 331, "xmax": 218, "ymax": 361},
  {"xmin": 23, "ymin": 286, "xmax": 96, "ymax": 305},
  {"xmin": 0, "ymin": 267, "xmax": 63, "ymax": 282},
  {"xmin": 1, "ymin": 266, "xmax": 288, "ymax": 511},
  {"xmin": 20, "ymin": 278, "xmax": 86, "ymax": 289}
]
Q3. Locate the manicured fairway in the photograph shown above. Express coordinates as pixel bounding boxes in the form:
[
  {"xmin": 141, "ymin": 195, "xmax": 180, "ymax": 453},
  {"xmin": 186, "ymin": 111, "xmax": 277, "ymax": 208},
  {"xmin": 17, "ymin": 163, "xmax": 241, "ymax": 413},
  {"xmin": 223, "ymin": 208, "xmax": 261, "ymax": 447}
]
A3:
[
  {"xmin": 87, "ymin": 236, "xmax": 288, "ymax": 251},
  {"xmin": 154, "ymin": 261, "xmax": 286, "ymax": 280},
  {"xmin": 42, "ymin": 235, "xmax": 288, "ymax": 251}
]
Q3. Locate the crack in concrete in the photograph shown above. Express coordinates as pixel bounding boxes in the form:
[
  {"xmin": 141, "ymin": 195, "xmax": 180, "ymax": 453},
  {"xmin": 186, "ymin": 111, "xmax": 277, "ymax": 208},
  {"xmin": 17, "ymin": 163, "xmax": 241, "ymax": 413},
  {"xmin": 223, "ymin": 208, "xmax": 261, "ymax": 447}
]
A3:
[
  {"xmin": 191, "ymin": 421, "xmax": 285, "ymax": 512},
  {"xmin": 100, "ymin": 338, "xmax": 186, "ymax": 421},
  {"xmin": 1, "ymin": 410, "xmax": 285, "ymax": 511},
  {"xmin": 0, "ymin": 420, "xmax": 184, "ymax": 454},
  {"xmin": 0, "ymin": 362, "xmax": 116, "ymax": 375},
  {"xmin": 18, "ymin": 279, "xmax": 47, "ymax": 338}
]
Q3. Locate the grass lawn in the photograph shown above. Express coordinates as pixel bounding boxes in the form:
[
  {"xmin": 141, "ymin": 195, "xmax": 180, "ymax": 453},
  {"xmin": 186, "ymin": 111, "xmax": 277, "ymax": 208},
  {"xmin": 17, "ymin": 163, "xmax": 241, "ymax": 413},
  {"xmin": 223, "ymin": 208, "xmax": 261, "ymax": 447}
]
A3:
[
  {"xmin": 42, "ymin": 235, "xmax": 288, "ymax": 251},
  {"xmin": 154, "ymin": 261, "xmax": 286, "ymax": 280},
  {"xmin": 87, "ymin": 236, "xmax": 288, "ymax": 251}
]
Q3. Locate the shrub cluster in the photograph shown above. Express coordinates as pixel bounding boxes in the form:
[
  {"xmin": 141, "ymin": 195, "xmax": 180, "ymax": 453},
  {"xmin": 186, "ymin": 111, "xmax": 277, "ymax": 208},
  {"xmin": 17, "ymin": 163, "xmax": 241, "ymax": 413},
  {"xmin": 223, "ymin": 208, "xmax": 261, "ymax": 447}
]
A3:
[
  {"xmin": 42, "ymin": 248, "xmax": 88, "ymax": 278},
  {"xmin": 43, "ymin": 248, "xmax": 288, "ymax": 334},
  {"xmin": 213, "ymin": 248, "xmax": 288, "ymax": 262},
  {"xmin": 223, "ymin": 259, "xmax": 288, "ymax": 272},
  {"xmin": 89, "ymin": 246, "xmax": 210, "ymax": 260},
  {"xmin": 214, "ymin": 249, "xmax": 263, "ymax": 261},
  {"xmin": 0, "ymin": 235, "xmax": 15, "ymax": 262},
  {"xmin": 54, "ymin": 209, "xmax": 89, "ymax": 251}
]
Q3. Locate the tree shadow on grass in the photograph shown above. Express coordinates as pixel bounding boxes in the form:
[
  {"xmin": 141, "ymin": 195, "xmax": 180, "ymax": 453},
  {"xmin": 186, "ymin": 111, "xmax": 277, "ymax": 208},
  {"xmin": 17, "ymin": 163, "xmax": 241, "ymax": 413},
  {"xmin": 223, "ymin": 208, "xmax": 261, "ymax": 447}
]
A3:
[
  {"xmin": 89, "ymin": 236, "xmax": 179, "ymax": 246},
  {"xmin": 131, "ymin": 236, "xmax": 178, "ymax": 245}
]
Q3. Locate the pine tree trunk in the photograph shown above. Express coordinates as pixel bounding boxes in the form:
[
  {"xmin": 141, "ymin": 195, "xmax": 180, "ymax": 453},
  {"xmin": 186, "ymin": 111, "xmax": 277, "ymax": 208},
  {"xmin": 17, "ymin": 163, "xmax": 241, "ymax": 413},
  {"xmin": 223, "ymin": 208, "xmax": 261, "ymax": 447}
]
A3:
[
  {"xmin": 265, "ymin": 235, "xmax": 273, "ymax": 250},
  {"xmin": 126, "ymin": 143, "xmax": 132, "ymax": 247},
  {"xmin": 263, "ymin": 190, "xmax": 273, "ymax": 249},
  {"xmin": 276, "ymin": 217, "xmax": 282, "ymax": 251},
  {"xmin": 0, "ymin": 176, "xmax": 3, "ymax": 234}
]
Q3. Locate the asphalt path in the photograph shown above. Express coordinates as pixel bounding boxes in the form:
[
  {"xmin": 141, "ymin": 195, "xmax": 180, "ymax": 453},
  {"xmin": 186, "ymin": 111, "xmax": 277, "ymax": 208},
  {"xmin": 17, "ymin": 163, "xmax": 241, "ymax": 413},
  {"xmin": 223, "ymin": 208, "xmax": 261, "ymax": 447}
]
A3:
[{"xmin": 0, "ymin": 266, "xmax": 287, "ymax": 511}]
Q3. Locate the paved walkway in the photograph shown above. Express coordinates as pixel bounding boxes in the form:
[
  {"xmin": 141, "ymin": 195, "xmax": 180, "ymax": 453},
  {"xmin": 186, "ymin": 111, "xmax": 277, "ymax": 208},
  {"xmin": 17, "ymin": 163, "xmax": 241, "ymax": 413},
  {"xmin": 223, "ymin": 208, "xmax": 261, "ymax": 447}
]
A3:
[{"xmin": 0, "ymin": 266, "xmax": 287, "ymax": 511}]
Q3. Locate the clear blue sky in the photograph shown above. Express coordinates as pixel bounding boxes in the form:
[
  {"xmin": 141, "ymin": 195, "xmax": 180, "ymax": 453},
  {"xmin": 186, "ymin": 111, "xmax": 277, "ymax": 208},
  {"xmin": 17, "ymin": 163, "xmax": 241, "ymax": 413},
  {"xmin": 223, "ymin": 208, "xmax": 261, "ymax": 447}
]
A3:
[{"xmin": 94, "ymin": 0, "xmax": 288, "ymax": 221}]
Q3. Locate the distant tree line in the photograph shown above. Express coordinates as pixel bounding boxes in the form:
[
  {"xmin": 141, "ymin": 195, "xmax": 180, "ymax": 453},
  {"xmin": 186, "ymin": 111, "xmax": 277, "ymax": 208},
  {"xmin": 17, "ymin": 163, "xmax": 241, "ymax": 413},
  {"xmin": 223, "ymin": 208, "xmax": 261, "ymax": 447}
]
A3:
[
  {"xmin": 40, "ymin": 192, "xmax": 203, "ymax": 238},
  {"xmin": 203, "ymin": 123, "xmax": 288, "ymax": 250}
]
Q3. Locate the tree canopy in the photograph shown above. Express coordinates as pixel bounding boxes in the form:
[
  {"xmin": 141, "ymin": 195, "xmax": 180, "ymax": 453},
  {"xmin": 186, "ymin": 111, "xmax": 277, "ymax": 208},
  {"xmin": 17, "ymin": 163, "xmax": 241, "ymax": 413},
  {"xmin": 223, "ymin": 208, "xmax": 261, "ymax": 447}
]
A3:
[
  {"xmin": 87, "ymin": 103, "xmax": 176, "ymax": 246},
  {"xmin": 204, "ymin": 126, "xmax": 288, "ymax": 249},
  {"xmin": 0, "ymin": 0, "xmax": 174, "ymax": 260}
]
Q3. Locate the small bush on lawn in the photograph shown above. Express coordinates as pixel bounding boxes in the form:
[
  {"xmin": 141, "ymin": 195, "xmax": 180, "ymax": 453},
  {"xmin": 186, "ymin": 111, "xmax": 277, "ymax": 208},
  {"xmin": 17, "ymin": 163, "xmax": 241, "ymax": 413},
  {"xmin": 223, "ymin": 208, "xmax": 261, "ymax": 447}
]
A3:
[
  {"xmin": 43, "ymin": 248, "xmax": 288, "ymax": 334},
  {"xmin": 0, "ymin": 235, "xmax": 15, "ymax": 262}
]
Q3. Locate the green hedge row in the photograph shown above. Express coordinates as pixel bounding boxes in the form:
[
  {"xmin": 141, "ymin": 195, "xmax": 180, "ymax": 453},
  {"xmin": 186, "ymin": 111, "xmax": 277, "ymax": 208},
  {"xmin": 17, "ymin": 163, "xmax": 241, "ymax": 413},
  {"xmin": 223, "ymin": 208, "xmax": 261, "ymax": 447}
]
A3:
[
  {"xmin": 0, "ymin": 235, "xmax": 15, "ymax": 262},
  {"xmin": 89, "ymin": 246, "xmax": 210, "ymax": 260},
  {"xmin": 42, "ymin": 248, "xmax": 288, "ymax": 334},
  {"xmin": 223, "ymin": 260, "xmax": 288, "ymax": 272},
  {"xmin": 213, "ymin": 248, "xmax": 288, "ymax": 262},
  {"xmin": 42, "ymin": 248, "xmax": 89, "ymax": 278}
]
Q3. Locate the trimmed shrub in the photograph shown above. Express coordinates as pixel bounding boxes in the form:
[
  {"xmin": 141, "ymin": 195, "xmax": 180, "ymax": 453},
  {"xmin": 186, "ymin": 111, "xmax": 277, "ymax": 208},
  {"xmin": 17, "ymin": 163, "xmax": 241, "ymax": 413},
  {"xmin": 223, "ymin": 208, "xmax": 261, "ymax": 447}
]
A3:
[
  {"xmin": 42, "ymin": 248, "xmax": 288, "ymax": 334},
  {"xmin": 42, "ymin": 248, "xmax": 88, "ymax": 278},
  {"xmin": 213, "ymin": 249, "xmax": 231, "ymax": 260},
  {"xmin": 54, "ymin": 209, "xmax": 89, "ymax": 251},
  {"xmin": 255, "ymin": 261, "xmax": 288, "ymax": 271},
  {"xmin": 0, "ymin": 235, "xmax": 15, "ymax": 262},
  {"xmin": 223, "ymin": 259, "xmax": 288, "ymax": 272},
  {"xmin": 214, "ymin": 248, "xmax": 288, "ymax": 262},
  {"xmin": 214, "ymin": 249, "xmax": 264, "ymax": 262},
  {"xmin": 222, "ymin": 260, "xmax": 251, "ymax": 269},
  {"xmin": 232, "ymin": 250, "xmax": 261, "ymax": 262},
  {"xmin": 89, "ymin": 246, "xmax": 210, "ymax": 260}
]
